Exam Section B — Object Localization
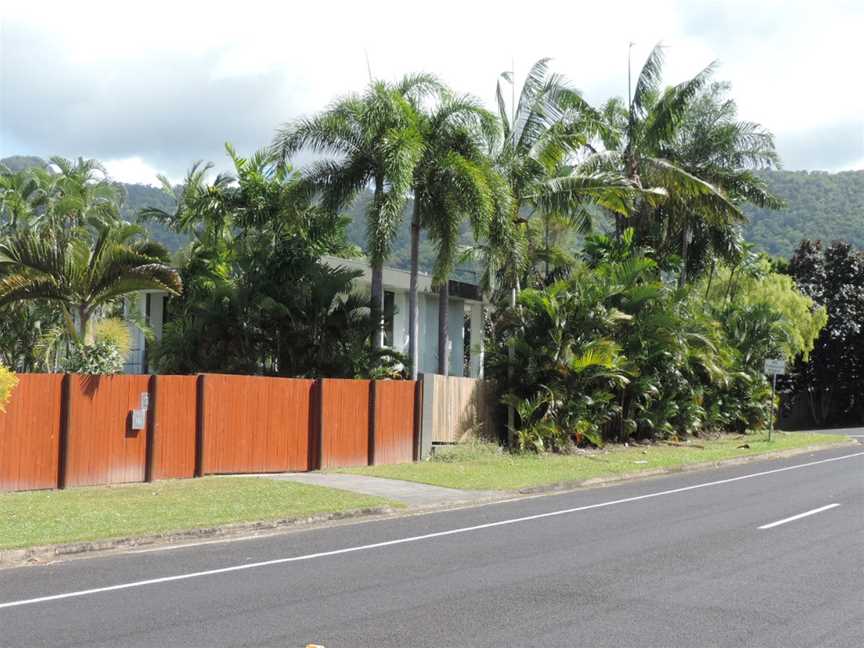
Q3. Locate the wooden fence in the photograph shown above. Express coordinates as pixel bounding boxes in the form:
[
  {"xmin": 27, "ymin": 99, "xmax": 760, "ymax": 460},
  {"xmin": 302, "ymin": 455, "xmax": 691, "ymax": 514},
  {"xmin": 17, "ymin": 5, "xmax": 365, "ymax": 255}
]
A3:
[
  {"xmin": 0, "ymin": 374, "xmax": 63, "ymax": 491},
  {"xmin": 423, "ymin": 375, "xmax": 497, "ymax": 444},
  {"xmin": 0, "ymin": 373, "xmax": 422, "ymax": 492}
]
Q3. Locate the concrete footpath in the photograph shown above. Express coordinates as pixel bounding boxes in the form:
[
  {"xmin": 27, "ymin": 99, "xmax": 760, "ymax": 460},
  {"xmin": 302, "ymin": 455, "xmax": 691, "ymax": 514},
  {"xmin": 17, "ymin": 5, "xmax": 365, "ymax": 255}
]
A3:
[{"xmin": 243, "ymin": 472, "xmax": 500, "ymax": 507}]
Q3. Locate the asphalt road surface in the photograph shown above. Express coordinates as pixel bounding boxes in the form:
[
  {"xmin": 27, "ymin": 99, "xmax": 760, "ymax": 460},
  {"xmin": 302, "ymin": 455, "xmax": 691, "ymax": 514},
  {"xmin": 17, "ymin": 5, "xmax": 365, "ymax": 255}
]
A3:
[{"xmin": 1, "ymin": 446, "xmax": 862, "ymax": 647}]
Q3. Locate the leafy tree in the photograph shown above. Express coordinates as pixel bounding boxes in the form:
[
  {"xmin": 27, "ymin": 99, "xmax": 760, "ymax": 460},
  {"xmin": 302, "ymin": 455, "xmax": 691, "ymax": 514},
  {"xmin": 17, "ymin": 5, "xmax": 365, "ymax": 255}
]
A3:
[
  {"xmin": 146, "ymin": 145, "xmax": 400, "ymax": 378},
  {"xmin": 787, "ymin": 240, "xmax": 864, "ymax": 425}
]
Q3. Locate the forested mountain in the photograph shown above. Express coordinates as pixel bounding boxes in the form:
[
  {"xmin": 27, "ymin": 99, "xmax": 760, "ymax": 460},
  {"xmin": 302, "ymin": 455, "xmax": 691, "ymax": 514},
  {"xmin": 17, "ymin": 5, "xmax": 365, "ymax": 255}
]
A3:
[
  {"xmin": 4, "ymin": 157, "xmax": 861, "ymax": 265},
  {"xmin": 742, "ymin": 170, "xmax": 864, "ymax": 256}
]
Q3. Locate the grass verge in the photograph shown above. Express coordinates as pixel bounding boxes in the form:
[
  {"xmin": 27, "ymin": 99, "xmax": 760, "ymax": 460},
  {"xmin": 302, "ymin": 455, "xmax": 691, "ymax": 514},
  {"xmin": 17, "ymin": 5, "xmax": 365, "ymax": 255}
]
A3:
[
  {"xmin": 0, "ymin": 477, "xmax": 399, "ymax": 550},
  {"xmin": 338, "ymin": 432, "xmax": 851, "ymax": 491}
]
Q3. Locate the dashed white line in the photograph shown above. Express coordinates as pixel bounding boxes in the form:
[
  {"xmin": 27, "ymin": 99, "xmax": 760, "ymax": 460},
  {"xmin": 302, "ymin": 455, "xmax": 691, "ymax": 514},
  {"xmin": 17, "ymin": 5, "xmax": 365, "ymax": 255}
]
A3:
[
  {"xmin": 758, "ymin": 503, "xmax": 841, "ymax": 529},
  {"xmin": 1, "ymin": 450, "xmax": 862, "ymax": 611}
]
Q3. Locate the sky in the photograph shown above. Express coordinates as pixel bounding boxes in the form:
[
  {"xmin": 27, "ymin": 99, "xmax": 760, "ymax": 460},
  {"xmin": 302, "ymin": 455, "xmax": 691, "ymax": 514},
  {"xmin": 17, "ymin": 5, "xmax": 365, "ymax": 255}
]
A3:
[{"xmin": 1, "ymin": 0, "xmax": 862, "ymax": 185}]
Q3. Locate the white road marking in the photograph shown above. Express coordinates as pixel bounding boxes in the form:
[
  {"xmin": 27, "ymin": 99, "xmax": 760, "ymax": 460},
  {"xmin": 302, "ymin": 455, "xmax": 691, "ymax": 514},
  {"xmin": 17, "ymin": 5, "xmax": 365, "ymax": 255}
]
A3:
[
  {"xmin": 1, "ymin": 450, "xmax": 862, "ymax": 611},
  {"xmin": 758, "ymin": 503, "xmax": 841, "ymax": 529}
]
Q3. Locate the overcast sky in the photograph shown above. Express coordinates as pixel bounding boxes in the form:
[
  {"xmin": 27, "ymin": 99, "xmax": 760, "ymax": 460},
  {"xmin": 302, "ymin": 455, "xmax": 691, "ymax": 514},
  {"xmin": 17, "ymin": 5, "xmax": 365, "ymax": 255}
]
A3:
[{"xmin": 1, "ymin": 0, "xmax": 862, "ymax": 185}]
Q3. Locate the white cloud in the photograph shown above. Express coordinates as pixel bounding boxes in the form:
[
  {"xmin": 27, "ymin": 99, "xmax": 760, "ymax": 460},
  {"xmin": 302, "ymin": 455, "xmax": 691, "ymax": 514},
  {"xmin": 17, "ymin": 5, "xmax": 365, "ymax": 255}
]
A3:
[
  {"xmin": 103, "ymin": 157, "xmax": 164, "ymax": 186},
  {"xmin": 2, "ymin": 0, "xmax": 862, "ymax": 171}
]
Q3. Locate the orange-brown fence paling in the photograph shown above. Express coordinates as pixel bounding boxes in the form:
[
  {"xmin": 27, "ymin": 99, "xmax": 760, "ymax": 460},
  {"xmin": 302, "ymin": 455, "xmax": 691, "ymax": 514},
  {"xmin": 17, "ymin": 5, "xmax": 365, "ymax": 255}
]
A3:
[
  {"xmin": 200, "ymin": 374, "xmax": 315, "ymax": 474},
  {"xmin": 320, "ymin": 378, "xmax": 371, "ymax": 468},
  {"xmin": 63, "ymin": 374, "xmax": 151, "ymax": 487},
  {"xmin": 373, "ymin": 380, "xmax": 417, "ymax": 465},
  {"xmin": 0, "ymin": 374, "xmax": 64, "ymax": 491},
  {"xmin": 149, "ymin": 375, "xmax": 199, "ymax": 480},
  {"xmin": 1, "ymin": 373, "xmax": 428, "ymax": 492}
]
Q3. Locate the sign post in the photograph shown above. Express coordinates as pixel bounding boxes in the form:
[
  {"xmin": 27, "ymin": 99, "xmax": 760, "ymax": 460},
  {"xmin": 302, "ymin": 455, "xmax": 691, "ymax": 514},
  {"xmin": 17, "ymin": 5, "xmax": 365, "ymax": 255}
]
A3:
[{"xmin": 763, "ymin": 358, "xmax": 786, "ymax": 441}]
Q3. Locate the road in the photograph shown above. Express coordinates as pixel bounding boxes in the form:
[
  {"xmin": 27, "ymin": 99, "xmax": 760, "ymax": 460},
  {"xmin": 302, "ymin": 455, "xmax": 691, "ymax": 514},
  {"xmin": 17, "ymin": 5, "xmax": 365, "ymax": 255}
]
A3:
[{"xmin": 1, "ymin": 446, "xmax": 862, "ymax": 647}]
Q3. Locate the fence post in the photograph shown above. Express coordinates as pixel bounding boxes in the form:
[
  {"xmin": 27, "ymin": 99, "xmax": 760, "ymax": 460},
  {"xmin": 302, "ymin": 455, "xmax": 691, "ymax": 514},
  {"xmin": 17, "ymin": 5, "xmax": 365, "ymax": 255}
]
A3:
[
  {"xmin": 315, "ymin": 379, "xmax": 324, "ymax": 471},
  {"xmin": 413, "ymin": 379, "xmax": 423, "ymax": 461},
  {"xmin": 310, "ymin": 379, "xmax": 322, "ymax": 471},
  {"xmin": 369, "ymin": 381, "xmax": 378, "ymax": 466},
  {"xmin": 144, "ymin": 375, "xmax": 156, "ymax": 482},
  {"xmin": 194, "ymin": 374, "xmax": 205, "ymax": 478},
  {"xmin": 418, "ymin": 374, "xmax": 435, "ymax": 460},
  {"xmin": 57, "ymin": 374, "xmax": 71, "ymax": 489}
]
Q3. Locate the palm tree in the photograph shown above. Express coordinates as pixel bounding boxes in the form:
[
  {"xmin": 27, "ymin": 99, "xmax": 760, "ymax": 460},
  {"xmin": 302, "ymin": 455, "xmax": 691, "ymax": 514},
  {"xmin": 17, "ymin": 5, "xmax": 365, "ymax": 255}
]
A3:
[
  {"xmin": 660, "ymin": 82, "xmax": 782, "ymax": 285},
  {"xmin": 580, "ymin": 44, "xmax": 763, "ymax": 284},
  {"xmin": 0, "ymin": 222, "xmax": 182, "ymax": 340},
  {"xmin": 273, "ymin": 74, "xmax": 441, "ymax": 349},
  {"xmin": 404, "ymin": 93, "xmax": 504, "ymax": 377},
  {"xmin": 0, "ymin": 165, "xmax": 42, "ymax": 232},
  {"xmin": 408, "ymin": 94, "xmax": 509, "ymax": 376},
  {"xmin": 481, "ymin": 59, "xmax": 640, "ymax": 295}
]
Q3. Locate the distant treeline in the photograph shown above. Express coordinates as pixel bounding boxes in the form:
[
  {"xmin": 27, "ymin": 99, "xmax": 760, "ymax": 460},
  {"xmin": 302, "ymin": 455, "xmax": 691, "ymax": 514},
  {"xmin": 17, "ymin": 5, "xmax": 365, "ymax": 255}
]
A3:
[{"xmin": 4, "ymin": 156, "xmax": 861, "ymax": 263}]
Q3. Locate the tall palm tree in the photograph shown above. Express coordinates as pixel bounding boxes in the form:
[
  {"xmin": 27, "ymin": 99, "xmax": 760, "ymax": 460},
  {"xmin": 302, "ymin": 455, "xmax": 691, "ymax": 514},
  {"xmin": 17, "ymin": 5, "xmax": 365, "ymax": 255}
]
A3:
[
  {"xmin": 483, "ymin": 59, "xmax": 640, "ymax": 295},
  {"xmin": 580, "ymin": 44, "xmax": 753, "ymax": 281},
  {"xmin": 409, "ymin": 95, "xmax": 509, "ymax": 376},
  {"xmin": 405, "ymin": 93, "xmax": 505, "ymax": 378},
  {"xmin": 660, "ymin": 81, "xmax": 782, "ymax": 285},
  {"xmin": 273, "ymin": 74, "xmax": 441, "ymax": 349},
  {"xmin": 0, "ymin": 222, "xmax": 182, "ymax": 340}
]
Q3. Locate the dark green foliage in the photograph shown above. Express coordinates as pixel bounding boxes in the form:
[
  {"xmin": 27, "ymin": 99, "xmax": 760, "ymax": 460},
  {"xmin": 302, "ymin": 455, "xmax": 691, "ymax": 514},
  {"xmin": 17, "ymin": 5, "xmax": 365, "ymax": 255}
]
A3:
[
  {"xmin": 488, "ymin": 230, "xmax": 807, "ymax": 449},
  {"xmin": 149, "ymin": 145, "xmax": 406, "ymax": 379},
  {"xmin": 786, "ymin": 240, "xmax": 864, "ymax": 426}
]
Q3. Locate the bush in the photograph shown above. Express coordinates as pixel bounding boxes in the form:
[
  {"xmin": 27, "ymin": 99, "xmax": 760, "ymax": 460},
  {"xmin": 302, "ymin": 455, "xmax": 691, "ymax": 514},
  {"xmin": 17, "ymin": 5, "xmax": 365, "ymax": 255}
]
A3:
[
  {"xmin": 0, "ymin": 364, "xmax": 18, "ymax": 412},
  {"xmin": 487, "ymin": 230, "xmax": 825, "ymax": 449},
  {"xmin": 63, "ymin": 340, "xmax": 125, "ymax": 374}
]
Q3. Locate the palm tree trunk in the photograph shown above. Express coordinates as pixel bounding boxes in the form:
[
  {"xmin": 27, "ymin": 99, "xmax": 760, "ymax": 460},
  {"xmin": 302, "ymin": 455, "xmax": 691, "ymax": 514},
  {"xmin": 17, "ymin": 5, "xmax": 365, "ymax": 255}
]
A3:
[
  {"xmin": 370, "ymin": 177, "xmax": 386, "ymax": 350},
  {"xmin": 678, "ymin": 222, "xmax": 691, "ymax": 288},
  {"xmin": 408, "ymin": 203, "xmax": 421, "ymax": 379},
  {"xmin": 436, "ymin": 280, "xmax": 449, "ymax": 375},
  {"xmin": 370, "ymin": 264, "xmax": 385, "ymax": 350},
  {"xmin": 76, "ymin": 305, "xmax": 90, "ymax": 342}
]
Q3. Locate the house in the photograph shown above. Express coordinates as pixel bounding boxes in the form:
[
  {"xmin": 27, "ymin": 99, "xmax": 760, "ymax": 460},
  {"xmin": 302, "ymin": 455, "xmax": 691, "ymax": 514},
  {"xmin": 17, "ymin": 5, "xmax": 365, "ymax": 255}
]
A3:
[
  {"xmin": 123, "ymin": 258, "xmax": 486, "ymax": 378},
  {"xmin": 122, "ymin": 290, "xmax": 166, "ymax": 374},
  {"xmin": 320, "ymin": 256, "xmax": 486, "ymax": 378}
]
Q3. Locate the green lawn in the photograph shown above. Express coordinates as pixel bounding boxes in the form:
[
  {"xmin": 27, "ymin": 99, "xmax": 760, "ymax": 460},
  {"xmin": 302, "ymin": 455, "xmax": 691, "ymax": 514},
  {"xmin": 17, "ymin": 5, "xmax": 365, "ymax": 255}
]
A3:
[
  {"xmin": 338, "ymin": 432, "xmax": 851, "ymax": 491},
  {"xmin": 0, "ymin": 477, "xmax": 398, "ymax": 550}
]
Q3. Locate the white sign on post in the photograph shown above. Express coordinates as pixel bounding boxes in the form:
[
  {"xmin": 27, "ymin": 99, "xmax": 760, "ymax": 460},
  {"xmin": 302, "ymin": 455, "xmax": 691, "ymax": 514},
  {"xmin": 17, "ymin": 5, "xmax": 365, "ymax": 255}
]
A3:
[
  {"xmin": 763, "ymin": 358, "xmax": 786, "ymax": 375},
  {"xmin": 140, "ymin": 392, "xmax": 150, "ymax": 410}
]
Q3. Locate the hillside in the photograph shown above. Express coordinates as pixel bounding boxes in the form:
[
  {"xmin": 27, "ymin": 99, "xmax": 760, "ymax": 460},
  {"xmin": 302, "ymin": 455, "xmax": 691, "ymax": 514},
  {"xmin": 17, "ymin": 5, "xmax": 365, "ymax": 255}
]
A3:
[
  {"xmin": 4, "ymin": 157, "xmax": 861, "ymax": 264},
  {"xmin": 742, "ymin": 170, "xmax": 864, "ymax": 256}
]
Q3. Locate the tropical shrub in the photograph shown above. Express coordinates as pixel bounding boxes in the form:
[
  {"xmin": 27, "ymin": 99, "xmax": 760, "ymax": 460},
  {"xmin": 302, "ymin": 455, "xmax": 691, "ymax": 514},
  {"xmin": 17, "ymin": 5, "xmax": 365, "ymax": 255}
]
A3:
[
  {"xmin": 63, "ymin": 340, "xmax": 125, "ymax": 374},
  {"xmin": 489, "ymin": 230, "xmax": 825, "ymax": 449},
  {"xmin": 146, "ymin": 145, "xmax": 404, "ymax": 379}
]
